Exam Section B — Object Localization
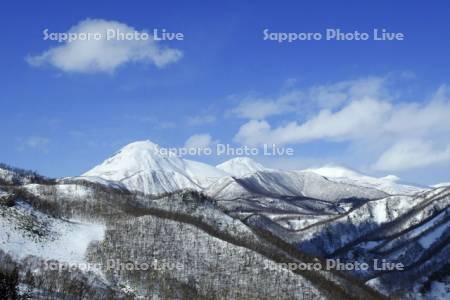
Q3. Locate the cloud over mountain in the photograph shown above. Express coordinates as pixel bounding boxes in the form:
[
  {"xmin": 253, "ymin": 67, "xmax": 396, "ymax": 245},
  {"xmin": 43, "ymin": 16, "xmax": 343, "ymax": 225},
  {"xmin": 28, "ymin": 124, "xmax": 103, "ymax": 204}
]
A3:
[
  {"xmin": 233, "ymin": 77, "xmax": 450, "ymax": 171},
  {"xmin": 26, "ymin": 19, "xmax": 182, "ymax": 73}
]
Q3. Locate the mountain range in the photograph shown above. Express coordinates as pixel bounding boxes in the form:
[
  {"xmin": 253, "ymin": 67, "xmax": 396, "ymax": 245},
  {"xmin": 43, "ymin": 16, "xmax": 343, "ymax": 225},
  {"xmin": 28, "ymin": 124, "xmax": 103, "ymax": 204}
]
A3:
[
  {"xmin": 81, "ymin": 140, "xmax": 424, "ymax": 198},
  {"xmin": 0, "ymin": 140, "xmax": 448, "ymax": 299}
]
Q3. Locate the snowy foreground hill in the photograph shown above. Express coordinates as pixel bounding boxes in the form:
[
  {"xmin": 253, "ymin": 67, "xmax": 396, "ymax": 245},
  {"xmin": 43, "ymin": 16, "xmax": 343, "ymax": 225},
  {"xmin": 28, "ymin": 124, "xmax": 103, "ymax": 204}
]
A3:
[{"xmin": 0, "ymin": 141, "xmax": 448, "ymax": 299}]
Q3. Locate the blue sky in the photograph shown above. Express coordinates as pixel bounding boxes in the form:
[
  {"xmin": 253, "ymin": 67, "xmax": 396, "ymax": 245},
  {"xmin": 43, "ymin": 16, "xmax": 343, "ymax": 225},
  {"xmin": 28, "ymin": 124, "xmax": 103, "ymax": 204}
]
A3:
[{"xmin": 1, "ymin": 0, "xmax": 450, "ymax": 184}]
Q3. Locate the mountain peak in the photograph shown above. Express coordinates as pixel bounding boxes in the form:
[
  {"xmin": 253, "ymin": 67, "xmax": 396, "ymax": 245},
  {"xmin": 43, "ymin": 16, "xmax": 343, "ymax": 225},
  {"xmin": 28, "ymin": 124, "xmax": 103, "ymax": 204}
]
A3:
[
  {"xmin": 381, "ymin": 174, "xmax": 400, "ymax": 182},
  {"xmin": 82, "ymin": 140, "xmax": 227, "ymax": 195},
  {"xmin": 84, "ymin": 139, "xmax": 187, "ymax": 178},
  {"xmin": 304, "ymin": 164, "xmax": 422, "ymax": 195},
  {"xmin": 304, "ymin": 164, "xmax": 362, "ymax": 178},
  {"xmin": 217, "ymin": 157, "xmax": 266, "ymax": 177},
  {"xmin": 81, "ymin": 141, "xmax": 423, "ymax": 196},
  {"xmin": 118, "ymin": 140, "xmax": 163, "ymax": 154}
]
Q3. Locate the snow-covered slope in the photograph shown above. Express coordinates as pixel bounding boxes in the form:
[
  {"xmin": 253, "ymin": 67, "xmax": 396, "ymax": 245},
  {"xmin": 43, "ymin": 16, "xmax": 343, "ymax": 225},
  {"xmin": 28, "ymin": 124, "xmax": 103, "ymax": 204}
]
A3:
[
  {"xmin": 243, "ymin": 185, "xmax": 450, "ymax": 296},
  {"xmin": 216, "ymin": 157, "xmax": 267, "ymax": 177},
  {"xmin": 433, "ymin": 181, "xmax": 450, "ymax": 188},
  {"xmin": 82, "ymin": 140, "xmax": 227, "ymax": 195},
  {"xmin": 208, "ymin": 169, "xmax": 388, "ymax": 202},
  {"xmin": 0, "ymin": 200, "xmax": 105, "ymax": 263},
  {"xmin": 305, "ymin": 165, "xmax": 424, "ymax": 195},
  {"xmin": 215, "ymin": 159, "xmax": 422, "ymax": 197},
  {"xmin": 80, "ymin": 142, "xmax": 427, "ymax": 199},
  {"xmin": 0, "ymin": 188, "xmax": 9, "ymax": 198},
  {"xmin": 0, "ymin": 158, "xmax": 446, "ymax": 299},
  {"xmin": 0, "ymin": 168, "xmax": 16, "ymax": 184}
]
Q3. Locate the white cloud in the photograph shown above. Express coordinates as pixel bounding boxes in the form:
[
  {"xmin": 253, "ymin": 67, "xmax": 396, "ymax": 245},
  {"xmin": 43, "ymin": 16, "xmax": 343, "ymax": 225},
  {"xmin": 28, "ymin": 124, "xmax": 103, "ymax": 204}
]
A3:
[
  {"xmin": 123, "ymin": 114, "xmax": 176, "ymax": 129},
  {"xmin": 187, "ymin": 114, "xmax": 216, "ymax": 126},
  {"xmin": 308, "ymin": 76, "xmax": 387, "ymax": 109},
  {"xmin": 234, "ymin": 98, "xmax": 391, "ymax": 145},
  {"xmin": 17, "ymin": 136, "xmax": 50, "ymax": 153},
  {"xmin": 383, "ymin": 86, "xmax": 450, "ymax": 136},
  {"xmin": 230, "ymin": 96, "xmax": 297, "ymax": 119},
  {"xmin": 229, "ymin": 76, "xmax": 388, "ymax": 119},
  {"xmin": 233, "ymin": 79, "xmax": 450, "ymax": 171},
  {"xmin": 233, "ymin": 120, "xmax": 272, "ymax": 146},
  {"xmin": 373, "ymin": 139, "xmax": 450, "ymax": 171},
  {"xmin": 26, "ymin": 19, "xmax": 182, "ymax": 73},
  {"xmin": 184, "ymin": 134, "xmax": 215, "ymax": 150},
  {"xmin": 158, "ymin": 121, "xmax": 177, "ymax": 129}
]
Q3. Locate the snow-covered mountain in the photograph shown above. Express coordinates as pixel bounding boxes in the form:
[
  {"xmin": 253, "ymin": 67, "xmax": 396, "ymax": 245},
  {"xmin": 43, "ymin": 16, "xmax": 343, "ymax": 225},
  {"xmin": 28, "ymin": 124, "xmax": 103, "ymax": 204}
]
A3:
[
  {"xmin": 0, "ymin": 148, "xmax": 448, "ymax": 299},
  {"xmin": 0, "ymin": 199, "xmax": 105, "ymax": 264},
  {"xmin": 433, "ymin": 181, "xmax": 450, "ymax": 188},
  {"xmin": 80, "ymin": 141, "xmax": 426, "ymax": 201},
  {"xmin": 0, "ymin": 167, "xmax": 353, "ymax": 299},
  {"xmin": 207, "ymin": 169, "xmax": 388, "ymax": 202},
  {"xmin": 304, "ymin": 165, "xmax": 424, "ymax": 195},
  {"xmin": 82, "ymin": 140, "xmax": 227, "ymax": 195},
  {"xmin": 216, "ymin": 157, "xmax": 267, "ymax": 177}
]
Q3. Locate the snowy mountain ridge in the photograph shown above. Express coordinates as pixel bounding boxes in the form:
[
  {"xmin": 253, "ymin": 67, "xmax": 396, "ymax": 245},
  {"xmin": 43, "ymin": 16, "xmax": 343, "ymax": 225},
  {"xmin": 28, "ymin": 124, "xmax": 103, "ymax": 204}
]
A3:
[
  {"xmin": 304, "ymin": 165, "xmax": 425, "ymax": 195},
  {"xmin": 0, "ymin": 145, "xmax": 448, "ymax": 299},
  {"xmin": 433, "ymin": 181, "xmax": 450, "ymax": 188},
  {"xmin": 216, "ymin": 157, "xmax": 267, "ymax": 177},
  {"xmin": 82, "ymin": 140, "xmax": 227, "ymax": 195},
  {"xmin": 81, "ymin": 140, "xmax": 425, "ymax": 197}
]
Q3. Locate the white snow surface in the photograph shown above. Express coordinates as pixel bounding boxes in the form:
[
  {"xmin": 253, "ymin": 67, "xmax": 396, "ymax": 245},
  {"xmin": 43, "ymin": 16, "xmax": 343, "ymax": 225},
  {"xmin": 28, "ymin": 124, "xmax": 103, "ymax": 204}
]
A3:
[
  {"xmin": 60, "ymin": 176, "xmax": 127, "ymax": 190},
  {"xmin": 305, "ymin": 165, "xmax": 424, "ymax": 195},
  {"xmin": 207, "ymin": 169, "xmax": 388, "ymax": 202},
  {"xmin": 433, "ymin": 182, "xmax": 450, "ymax": 188},
  {"xmin": 80, "ymin": 140, "xmax": 428, "ymax": 198},
  {"xmin": 0, "ymin": 201, "xmax": 105, "ymax": 263},
  {"xmin": 216, "ymin": 157, "xmax": 267, "ymax": 177},
  {"xmin": 0, "ymin": 188, "xmax": 9, "ymax": 198},
  {"xmin": 0, "ymin": 168, "xmax": 18, "ymax": 184},
  {"xmin": 83, "ymin": 140, "xmax": 228, "ymax": 195}
]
